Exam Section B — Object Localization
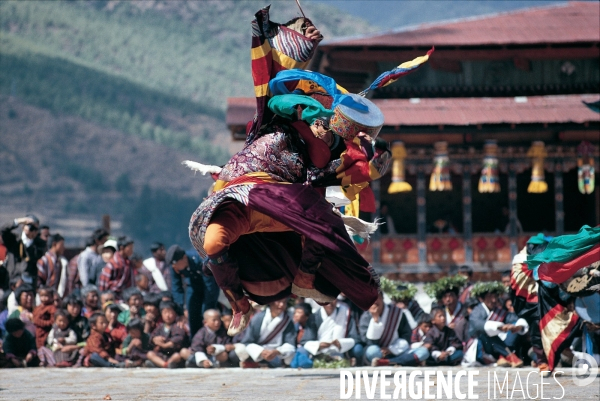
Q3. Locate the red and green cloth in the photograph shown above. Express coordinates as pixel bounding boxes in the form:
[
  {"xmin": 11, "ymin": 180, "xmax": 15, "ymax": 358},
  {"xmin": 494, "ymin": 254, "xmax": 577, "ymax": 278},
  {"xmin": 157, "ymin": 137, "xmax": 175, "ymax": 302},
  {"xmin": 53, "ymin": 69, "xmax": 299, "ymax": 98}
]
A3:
[
  {"xmin": 527, "ymin": 225, "xmax": 600, "ymax": 284},
  {"xmin": 248, "ymin": 6, "xmax": 319, "ymax": 144}
]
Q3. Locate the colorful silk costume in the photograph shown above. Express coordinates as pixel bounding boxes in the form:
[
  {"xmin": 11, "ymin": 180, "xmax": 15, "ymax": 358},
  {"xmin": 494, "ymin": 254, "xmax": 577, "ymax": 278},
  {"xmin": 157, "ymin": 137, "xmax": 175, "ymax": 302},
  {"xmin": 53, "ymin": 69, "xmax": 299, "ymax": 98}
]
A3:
[{"xmin": 188, "ymin": 7, "xmax": 388, "ymax": 322}]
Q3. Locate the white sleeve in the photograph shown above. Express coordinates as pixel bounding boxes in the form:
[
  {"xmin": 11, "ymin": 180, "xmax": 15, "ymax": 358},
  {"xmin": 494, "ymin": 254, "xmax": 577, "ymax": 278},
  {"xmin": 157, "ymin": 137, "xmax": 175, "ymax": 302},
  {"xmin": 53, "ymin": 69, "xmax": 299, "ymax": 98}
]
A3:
[
  {"xmin": 403, "ymin": 309, "xmax": 418, "ymax": 330},
  {"xmin": 233, "ymin": 343, "xmax": 249, "ymax": 362},
  {"xmin": 336, "ymin": 338, "xmax": 355, "ymax": 354},
  {"xmin": 276, "ymin": 343, "xmax": 296, "ymax": 359},
  {"xmin": 446, "ymin": 346, "xmax": 456, "ymax": 355},
  {"xmin": 303, "ymin": 341, "xmax": 321, "ymax": 356},
  {"xmin": 58, "ymin": 258, "xmax": 68, "ymax": 297},
  {"xmin": 212, "ymin": 344, "xmax": 225, "ymax": 355},
  {"xmin": 77, "ymin": 254, "xmax": 89, "ymax": 287},
  {"xmin": 194, "ymin": 352, "xmax": 210, "ymax": 366},
  {"xmin": 366, "ymin": 319, "xmax": 385, "ymax": 340},
  {"xmin": 65, "ymin": 330, "xmax": 77, "ymax": 345},
  {"xmin": 514, "ymin": 318, "xmax": 529, "ymax": 335},
  {"xmin": 431, "ymin": 350, "xmax": 442, "ymax": 360},
  {"xmin": 151, "ymin": 269, "xmax": 168, "ymax": 292},
  {"xmin": 484, "ymin": 321, "xmax": 503, "ymax": 337},
  {"xmin": 388, "ymin": 338, "xmax": 409, "ymax": 356},
  {"xmin": 245, "ymin": 343, "xmax": 265, "ymax": 362},
  {"xmin": 47, "ymin": 329, "xmax": 55, "ymax": 346}
]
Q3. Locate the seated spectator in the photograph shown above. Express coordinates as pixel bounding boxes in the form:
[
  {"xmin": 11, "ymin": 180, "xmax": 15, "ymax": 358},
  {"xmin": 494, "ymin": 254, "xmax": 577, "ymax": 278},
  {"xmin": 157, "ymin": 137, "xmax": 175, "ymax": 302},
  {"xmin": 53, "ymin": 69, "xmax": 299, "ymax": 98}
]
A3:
[
  {"xmin": 63, "ymin": 295, "xmax": 90, "ymax": 343},
  {"xmin": 6, "ymin": 275, "xmax": 25, "ymax": 316},
  {"xmin": 142, "ymin": 293, "xmax": 162, "ymax": 334},
  {"xmin": 241, "ymin": 299, "xmax": 296, "ymax": 368},
  {"xmin": 83, "ymin": 312, "xmax": 119, "ymax": 367},
  {"xmin": 300, "ymin": 299, "xmax": 361, "ymax": 365},
  {"xmin": 420, "ymin": 307, "xmax": 463, "ymax": 366},
  {"xmin": 388, "ymin": 281, "xmax": 423, "ymax": 327},
  {"xmin": 8, "ymin": 284, "xmax": 35, "ymax": 335},
  {"xmin": 46, "ymin": 309, "xmax": 78, "ymax": 367},
  {"xmin": 32, "ymin": 287, "xmax": 56, "ymax": 350},
  {"xmin": 119, "ymin": 318, "xmax": 150, "ymax": 368},
  {"xmin": 105, "ymin": 303, "xmax": 127, "ymax": 353},
  {"xmin": 3, "ymin": 318, "xmax": 39, "ymax": 368},
  {"xmin": 221, "ymin": 309, "xmax": 232, "ymax": 332},
  {"xmin": 53, "ymin": 292, "xmax": 61, "ymax": 309},
  {"xmin": 468, "ymin": 281, "xmax": 528, "ymax": 368},
  {"xmin": 359, "ymin": 292, "xmax": 412, "ymax": 366},
  {"xmin": 454, "ymin": 297, "xmax": 479, "ymax": 345},
  {"xmin": 100, "ymin": 290, "xmax": 116, "ymax": 311},
  {"xmin": 134, "ymin": 273, "xmax": 150, "ymax": 297},
  {"xmin": 425, "ymin": 276, "xmax": 468, "ymax": 330},
  {"xmin": 118, "ymin": 288, "xmax": 145, "ymax": 325},
  {"xmin": 186, "ymin": 309, "xmax": 242, "ymax": 368},
  {"xmin": 0, "ymin": 292, "xmax": 10, "ymax": 337},
  {"xmin": 293, "ymin": 302, "xmax": 311, "ymax": 345},
  {"xmin": 458, "ymin": 265, "xmax": 475, "ymax": 304},
  {"xmin": 411, "ymin": 314, "xmax": 432, "ymax": 348},
  {"xmin": 81, "ymin": 284, "xmax": 100, "ymax": 318},
  {"xmin": 145, "ymin": 301, "xmax": 189, "ymax": 368}
]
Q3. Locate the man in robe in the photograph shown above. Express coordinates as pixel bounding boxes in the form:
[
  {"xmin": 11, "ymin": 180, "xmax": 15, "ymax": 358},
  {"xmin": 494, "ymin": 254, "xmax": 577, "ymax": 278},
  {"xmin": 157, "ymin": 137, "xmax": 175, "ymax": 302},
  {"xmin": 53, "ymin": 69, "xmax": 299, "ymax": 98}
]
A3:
[
  {"xmin": 359, "ymin": 293, "xmax": 412, "ymax": 366},
  {"xmin": 468, "ymin": 281, "xmax": 528, "ymax": 368},
  {"xmin": 241, "ymin": 299, "xmax": 296, "ymax": 368},
  {"xmin": 300, "ymin": 298, "xmax": 361, "ymax": 363}
]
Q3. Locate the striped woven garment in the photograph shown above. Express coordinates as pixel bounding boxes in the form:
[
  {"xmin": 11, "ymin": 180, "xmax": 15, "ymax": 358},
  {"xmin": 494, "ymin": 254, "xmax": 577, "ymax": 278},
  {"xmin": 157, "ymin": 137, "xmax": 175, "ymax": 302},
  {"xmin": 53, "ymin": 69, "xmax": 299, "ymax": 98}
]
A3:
[{"xmin": 247, "ymin": 6, "xmax": 319, "ymax": 144}]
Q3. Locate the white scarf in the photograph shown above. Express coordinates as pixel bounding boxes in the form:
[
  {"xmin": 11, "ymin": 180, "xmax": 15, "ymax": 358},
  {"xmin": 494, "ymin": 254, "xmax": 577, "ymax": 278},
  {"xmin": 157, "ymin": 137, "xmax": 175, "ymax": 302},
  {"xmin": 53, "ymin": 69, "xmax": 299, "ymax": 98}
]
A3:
[{"xmin": 317, "ymin": 303, "xmax": 349, "ymax": 342}]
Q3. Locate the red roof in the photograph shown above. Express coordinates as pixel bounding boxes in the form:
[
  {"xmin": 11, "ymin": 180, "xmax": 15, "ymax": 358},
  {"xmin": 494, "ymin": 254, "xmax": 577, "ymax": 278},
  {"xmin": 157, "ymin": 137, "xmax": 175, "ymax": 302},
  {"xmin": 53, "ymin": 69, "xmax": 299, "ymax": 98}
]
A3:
[
  {"xmin": 324, "ymin": 2, "xmax": 600, "ymax": 47},
  {"xmin": 373, "ymin": 94, "xmax": 600, "ymax": 126},
  {"xmin": 226, "ymin": 97, "xmax": 255, "ymax": 126},
  {"xmin": 227, "ymin": 94, "xmax": 600, "ymax": 127}
]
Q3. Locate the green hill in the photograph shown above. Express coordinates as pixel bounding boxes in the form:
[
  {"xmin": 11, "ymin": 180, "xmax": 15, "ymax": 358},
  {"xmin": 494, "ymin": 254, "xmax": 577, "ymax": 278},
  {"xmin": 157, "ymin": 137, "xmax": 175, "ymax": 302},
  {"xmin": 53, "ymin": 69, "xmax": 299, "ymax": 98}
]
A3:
[{"xmin": 0, "ymin": 0, "xmax": 373, "ymax": 249}]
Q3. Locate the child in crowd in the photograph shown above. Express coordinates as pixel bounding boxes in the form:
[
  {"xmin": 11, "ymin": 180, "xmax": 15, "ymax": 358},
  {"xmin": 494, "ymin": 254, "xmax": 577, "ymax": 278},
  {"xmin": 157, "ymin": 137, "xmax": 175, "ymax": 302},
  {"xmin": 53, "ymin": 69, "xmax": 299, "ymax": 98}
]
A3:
[
  {"xmin": 142, "ymin": 294, "xmax": 162, "ymax": 334},
  {"xmin": 293, "ymin": 303, "xmax": 311, "ymax": 345},
  {"xmin": 422, "ymin": 307, "xmax": 464, "ymax": 366},
  {"xmin": 118, "ymin": 288, "xmax": 145, "ymax": 325},
  {"xmin": 63, "ymin": 295, "xmax": 90, "ymax": 343},
  {"xmin": 83, "ymin": 312, "xmax": 118, "ymax": 367},
  {"xmin": 32, "ymin": 286, "xmax": 56, "ymax": 350},
  {"xmin": 221, "ymin": 309, "xmax": 233, "ymax": 331},
  {"xmin": 119, "ymin": 318, "xmax": 150, "ymax": 368},
  {"xmin": 454, "ymin": 297, "xmax": 479, "ymax": 344},
  {"xmin": 187, "ymin": 309, "xmax": 240, "ymax": 368},
  {"xmin": 81, "ymin": 285, "xmax": 100, "ymax": 318},
  {"xmin": 8, "ymin": 284, "xmax": 36, "ymax": 335},
  {"xmin": 135, "ymin": 274, "xmax": 150, "ymax": 297},
  {"xmin": 410, "ymin": 314, "xmax": 433, "ymax": 348},
  {"xmin": 105, "ymin": 303, "xmax": 127, "ymax": 353},
  {"xmin": 145, "ymin": 301, "xmax": 189, "ymax": 368},
  {"xmin": 3, "ymin": 318, "xmax": 39, "ymax": 367},
  {"xmin": 100, "ymin": 290, "xmax": 116, "ymax": 310},
  {"xmin": 47, "ymin": 309, "xmax": 78, "ymax": 367}
]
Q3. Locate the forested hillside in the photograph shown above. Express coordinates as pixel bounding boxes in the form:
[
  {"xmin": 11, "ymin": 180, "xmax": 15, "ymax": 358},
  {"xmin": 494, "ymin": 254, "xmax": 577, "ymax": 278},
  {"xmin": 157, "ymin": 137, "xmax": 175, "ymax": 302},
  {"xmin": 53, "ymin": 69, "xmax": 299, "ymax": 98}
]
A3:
[{"xmin": 0, "ymin": 0, "xmax": 373, "ymax": 248}]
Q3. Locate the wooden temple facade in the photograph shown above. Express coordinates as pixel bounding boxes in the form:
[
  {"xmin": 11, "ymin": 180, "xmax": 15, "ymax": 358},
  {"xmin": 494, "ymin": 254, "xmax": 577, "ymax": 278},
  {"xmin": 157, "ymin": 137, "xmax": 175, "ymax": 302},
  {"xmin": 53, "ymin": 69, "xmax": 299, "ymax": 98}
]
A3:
[{"xmin": 226, "ymin": 2, "xmax": 600, "ymax": 278}]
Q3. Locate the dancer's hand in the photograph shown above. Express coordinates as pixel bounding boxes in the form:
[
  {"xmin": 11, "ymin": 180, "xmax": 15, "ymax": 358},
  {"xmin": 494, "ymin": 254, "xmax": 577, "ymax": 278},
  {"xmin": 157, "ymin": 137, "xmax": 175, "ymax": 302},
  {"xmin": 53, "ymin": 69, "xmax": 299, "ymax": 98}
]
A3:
[{"xmin": 304, "ymin": 25, "xmax": 323, "ymax": 42}]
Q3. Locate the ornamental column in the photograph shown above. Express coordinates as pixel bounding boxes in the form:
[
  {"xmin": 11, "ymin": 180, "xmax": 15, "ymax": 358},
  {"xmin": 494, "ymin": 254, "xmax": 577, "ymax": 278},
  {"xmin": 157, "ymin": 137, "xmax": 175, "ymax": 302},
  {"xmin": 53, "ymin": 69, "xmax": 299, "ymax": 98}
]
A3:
[
  {"xmin": 462, "ymin": 166, "xmax": 473, "ymax": 264},
  {"xmin": 555, "ymin": 163, "xmax": 564, "ymax": 235},
  {"xmin": 508, "ymin": 166, "xmax": 518, "ymax": 258},
  {"xmin": 417, "ymin": 168, "xmax": 427, "ymax": 266}
]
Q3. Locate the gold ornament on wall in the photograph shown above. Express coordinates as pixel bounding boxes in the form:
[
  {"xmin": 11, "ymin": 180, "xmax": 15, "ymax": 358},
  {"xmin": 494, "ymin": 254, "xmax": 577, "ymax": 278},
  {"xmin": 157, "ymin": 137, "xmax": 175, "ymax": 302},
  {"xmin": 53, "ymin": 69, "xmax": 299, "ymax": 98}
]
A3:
[
  {"xmin": 527, "ymin": 141, "xmax": 548, "ymax": 193},
  {"xmin": 388, "ymin": 141, "xmax": 412, "ymax": 193}
]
